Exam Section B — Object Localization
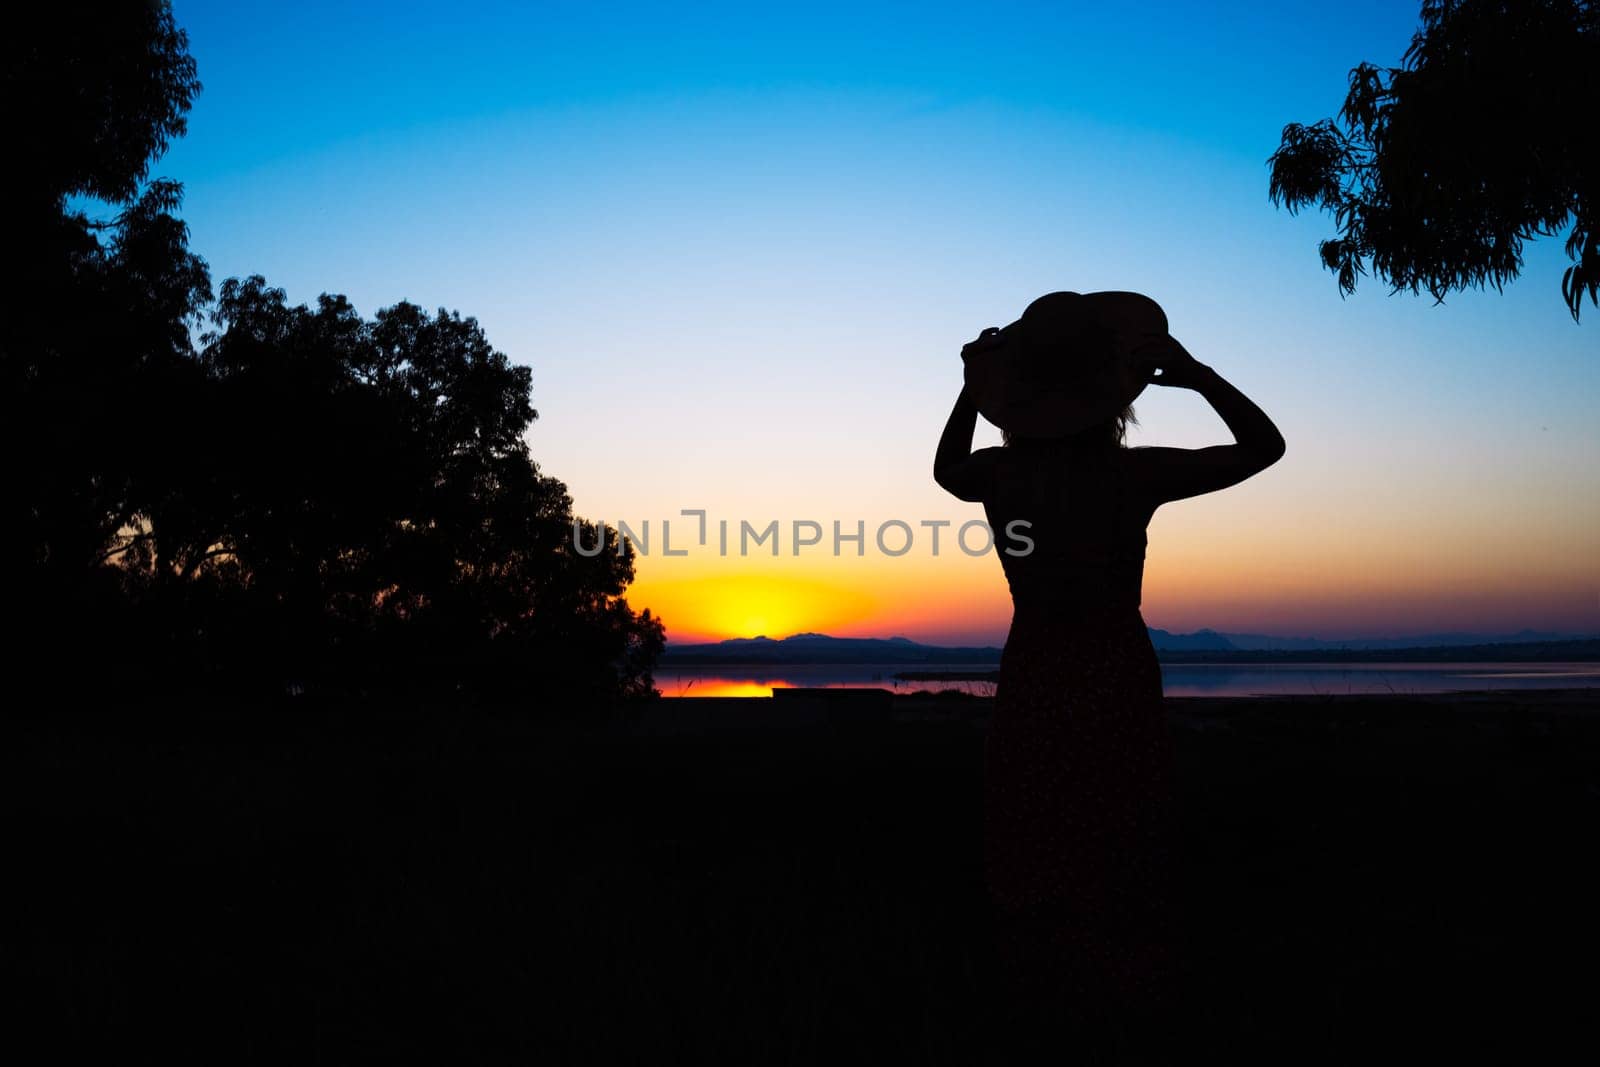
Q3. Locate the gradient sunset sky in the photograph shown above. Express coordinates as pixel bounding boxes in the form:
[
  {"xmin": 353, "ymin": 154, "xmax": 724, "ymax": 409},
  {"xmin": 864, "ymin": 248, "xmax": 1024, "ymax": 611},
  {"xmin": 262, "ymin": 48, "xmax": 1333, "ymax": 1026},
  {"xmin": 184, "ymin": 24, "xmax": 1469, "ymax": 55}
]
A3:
[{"xmin": 161, "ymin": 1, "xmax": 1598, "ymax": 645}]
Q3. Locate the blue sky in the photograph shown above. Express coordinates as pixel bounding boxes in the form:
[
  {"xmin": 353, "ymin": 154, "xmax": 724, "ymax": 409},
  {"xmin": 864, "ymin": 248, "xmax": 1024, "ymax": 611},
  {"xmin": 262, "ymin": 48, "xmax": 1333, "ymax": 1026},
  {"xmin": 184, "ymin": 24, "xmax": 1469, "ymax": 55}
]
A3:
[{"xmin": 155, "ymin": 1, "xmax": 1598, "ymax": 642}]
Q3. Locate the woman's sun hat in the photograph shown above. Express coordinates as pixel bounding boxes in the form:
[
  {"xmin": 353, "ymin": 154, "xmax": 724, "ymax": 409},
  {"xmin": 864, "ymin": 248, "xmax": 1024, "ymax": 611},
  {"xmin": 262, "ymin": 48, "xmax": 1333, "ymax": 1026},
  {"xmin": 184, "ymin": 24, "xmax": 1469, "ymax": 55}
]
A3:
[{"xmin": 962, "ymin": 291, "xmax": 1168, "ymax": 438}]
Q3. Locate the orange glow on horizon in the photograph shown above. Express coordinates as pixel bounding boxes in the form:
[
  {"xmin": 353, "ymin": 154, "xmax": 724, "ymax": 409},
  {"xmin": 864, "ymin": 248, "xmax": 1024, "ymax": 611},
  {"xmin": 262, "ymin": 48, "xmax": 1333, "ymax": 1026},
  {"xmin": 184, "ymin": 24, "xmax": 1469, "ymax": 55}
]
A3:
[
  {"xmin": 627, "ymin": 531, "xmax": 1598, "ymax": 646},
  {"xmin": 630, "ymin": 569, "xmax": 883, "ymax": 644},
  {"xmin": 616, "ymin": 481, "xmax": 1599, "ymax": 646}
]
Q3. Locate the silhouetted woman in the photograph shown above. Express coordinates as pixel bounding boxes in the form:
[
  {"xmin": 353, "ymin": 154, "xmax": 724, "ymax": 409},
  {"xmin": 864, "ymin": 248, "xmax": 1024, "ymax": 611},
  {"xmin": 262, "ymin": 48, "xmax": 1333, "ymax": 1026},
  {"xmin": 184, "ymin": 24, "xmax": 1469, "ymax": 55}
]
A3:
[{"xmin": 934, "ymin": 292, "xmax": 1286, "ymax": 1057}]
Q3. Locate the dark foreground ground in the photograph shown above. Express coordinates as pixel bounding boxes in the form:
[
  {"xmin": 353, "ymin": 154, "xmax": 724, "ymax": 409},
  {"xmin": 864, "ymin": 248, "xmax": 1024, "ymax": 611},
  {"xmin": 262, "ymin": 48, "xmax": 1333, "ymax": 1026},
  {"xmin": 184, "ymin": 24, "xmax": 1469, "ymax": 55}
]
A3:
[{"xmin": 6, "ymin": 688, "xmax": 1599, "ymax": 1063}]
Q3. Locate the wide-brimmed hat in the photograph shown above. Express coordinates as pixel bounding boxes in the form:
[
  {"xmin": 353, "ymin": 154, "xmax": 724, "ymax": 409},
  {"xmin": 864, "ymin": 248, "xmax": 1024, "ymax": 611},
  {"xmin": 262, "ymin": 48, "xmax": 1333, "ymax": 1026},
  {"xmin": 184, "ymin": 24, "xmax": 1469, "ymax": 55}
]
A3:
[{"xmin": 962, "ymin": 291, "xmax": 1168, "ymax": 438}]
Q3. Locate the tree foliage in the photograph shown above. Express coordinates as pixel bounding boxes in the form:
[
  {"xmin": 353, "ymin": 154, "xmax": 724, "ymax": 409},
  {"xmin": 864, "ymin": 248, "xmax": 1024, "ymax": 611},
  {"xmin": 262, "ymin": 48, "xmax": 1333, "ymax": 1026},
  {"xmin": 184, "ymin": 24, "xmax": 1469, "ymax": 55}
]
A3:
[
  {"xmin": 2, "ymin": 4, "xmax": 212, "ymax": 641},
  {"xmin": 1268, "ymin": 0, "xmax": 1598, "ymax": 321},
  {"xmin": 5, "ymin": 1, "xmax": 200, "ymax": 210},
  {"xmin": 110, "ymin": 278, "xmax": 665, "ymax": 703},
  {"xmin": 4, "ymin": 2, "xmax": 666, "ymax": 705}
]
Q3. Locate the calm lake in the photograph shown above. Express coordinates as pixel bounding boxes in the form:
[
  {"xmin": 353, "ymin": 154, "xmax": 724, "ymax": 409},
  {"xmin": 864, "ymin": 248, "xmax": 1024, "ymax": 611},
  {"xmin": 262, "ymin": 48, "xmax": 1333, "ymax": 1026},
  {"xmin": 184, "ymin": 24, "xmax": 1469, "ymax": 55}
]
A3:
[{"xmin": 656, "ymin": 661, "xmax": 1600, "ymax": 698}]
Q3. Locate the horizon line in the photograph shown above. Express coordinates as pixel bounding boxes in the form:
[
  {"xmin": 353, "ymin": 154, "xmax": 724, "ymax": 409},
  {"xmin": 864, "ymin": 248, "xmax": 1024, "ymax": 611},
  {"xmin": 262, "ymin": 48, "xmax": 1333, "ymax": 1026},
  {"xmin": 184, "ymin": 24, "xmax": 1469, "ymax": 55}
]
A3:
[{"xmin": 664, "ymin": 626, "xmax": 1600, "ymax": 648}]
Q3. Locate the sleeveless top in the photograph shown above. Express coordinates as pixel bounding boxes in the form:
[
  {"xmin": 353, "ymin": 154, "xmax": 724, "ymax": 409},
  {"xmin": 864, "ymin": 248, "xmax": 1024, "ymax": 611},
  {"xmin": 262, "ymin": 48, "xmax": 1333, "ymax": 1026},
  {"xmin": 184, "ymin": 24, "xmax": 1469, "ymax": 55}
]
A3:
[{"xmin": 981, "ymin": 441, "xmax": 1151, "ymax": 616}]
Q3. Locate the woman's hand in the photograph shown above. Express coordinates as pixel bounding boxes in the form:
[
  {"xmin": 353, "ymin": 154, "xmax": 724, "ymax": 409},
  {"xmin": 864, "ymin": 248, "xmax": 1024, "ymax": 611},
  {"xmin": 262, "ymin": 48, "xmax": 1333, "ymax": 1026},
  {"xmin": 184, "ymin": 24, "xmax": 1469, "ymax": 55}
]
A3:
[
  {"xmin": 961, "ymin": 326, "xmax": 1003, "ymax": 362},
  {"xmin": 1130, "ymin": 334, "xmax": 1213, "ymax": 390}
]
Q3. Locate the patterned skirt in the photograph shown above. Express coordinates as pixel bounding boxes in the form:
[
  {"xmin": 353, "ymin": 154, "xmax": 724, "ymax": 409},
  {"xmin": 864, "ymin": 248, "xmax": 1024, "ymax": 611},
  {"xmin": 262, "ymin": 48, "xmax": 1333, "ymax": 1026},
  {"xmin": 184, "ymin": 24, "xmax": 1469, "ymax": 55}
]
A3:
[{"xmin": 982, "ymin": 600, "xmax": 1179, "ymax": 1038}]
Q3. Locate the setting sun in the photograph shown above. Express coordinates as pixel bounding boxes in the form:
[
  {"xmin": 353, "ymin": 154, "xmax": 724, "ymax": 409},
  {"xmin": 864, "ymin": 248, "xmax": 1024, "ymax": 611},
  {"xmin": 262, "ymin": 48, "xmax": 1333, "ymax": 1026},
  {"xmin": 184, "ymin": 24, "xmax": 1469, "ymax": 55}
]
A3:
[{"xmin": 632, "ymin": 569, "xmax": 881, "ymax": 643}]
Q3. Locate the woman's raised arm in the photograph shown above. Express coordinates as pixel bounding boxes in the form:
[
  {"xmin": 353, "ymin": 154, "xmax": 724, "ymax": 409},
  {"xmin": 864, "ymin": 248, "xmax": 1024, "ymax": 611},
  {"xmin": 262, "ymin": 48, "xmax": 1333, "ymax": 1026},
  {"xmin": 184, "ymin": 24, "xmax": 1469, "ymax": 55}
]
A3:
[
  {"xmin": 934, "ymin": 385, "xmax": 1002, "ymax": 502},
  {"xmin": 1128, "ymin": 336, "xmax": 1286, "ymax": 505}
]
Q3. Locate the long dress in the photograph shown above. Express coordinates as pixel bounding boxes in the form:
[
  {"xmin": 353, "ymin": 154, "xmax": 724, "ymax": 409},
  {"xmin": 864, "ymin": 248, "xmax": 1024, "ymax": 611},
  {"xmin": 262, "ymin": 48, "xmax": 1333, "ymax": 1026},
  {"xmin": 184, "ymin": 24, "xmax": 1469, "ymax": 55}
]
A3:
[{"xmin": 979, "ymin": 439, "xmax": 1179, "ymax": 1047}]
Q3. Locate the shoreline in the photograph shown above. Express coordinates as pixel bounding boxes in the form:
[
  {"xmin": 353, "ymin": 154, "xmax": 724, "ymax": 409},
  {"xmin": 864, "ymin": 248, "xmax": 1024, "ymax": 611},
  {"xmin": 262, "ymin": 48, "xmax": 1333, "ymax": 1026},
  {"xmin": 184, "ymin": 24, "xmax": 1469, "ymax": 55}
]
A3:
[
  {"xmin": 626, "ymin": 685, "xmax": 1600, "ymax": 737},
  {"xmin": 661, "ymin": 684, "xmax": 1600, "ymax": 705}
]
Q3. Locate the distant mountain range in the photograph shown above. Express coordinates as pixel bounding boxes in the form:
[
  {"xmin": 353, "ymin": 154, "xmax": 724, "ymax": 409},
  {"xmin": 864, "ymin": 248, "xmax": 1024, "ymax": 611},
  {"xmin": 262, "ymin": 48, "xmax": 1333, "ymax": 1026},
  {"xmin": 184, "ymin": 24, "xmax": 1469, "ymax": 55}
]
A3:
[
  {"xmin": 661, "ymin": 633, "xmax": 993, "ymax": 665},
  {"xmin": 1147, "ymin": 627, "xmax": 1594, "ymax": 652},
  {"xmin": 659, "ymin": 629, "xmax": 1600, "ymax": 665}
]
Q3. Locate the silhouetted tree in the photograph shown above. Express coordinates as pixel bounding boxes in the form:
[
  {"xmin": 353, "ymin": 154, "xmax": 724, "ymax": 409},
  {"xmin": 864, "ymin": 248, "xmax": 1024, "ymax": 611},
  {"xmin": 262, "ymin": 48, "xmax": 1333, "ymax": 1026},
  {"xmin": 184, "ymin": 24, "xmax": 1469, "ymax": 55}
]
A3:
[
  {"xmin": 105, "ymin": 277, "xmax": 665, "ymax": 702},
  {"xmin": 5, "ymin": 1, "xmax": 666, "ymax": 704},
  {"xmin": 2, "ymin": 3, "xmax": 211, "ymax": 666},
  {"xmin": 6, "ymin": 2, "xmax": 199, "ymax": 213},
  {"xmin": 1268, "ymin": 0, "xmax": 1598, "ymax": 321}
]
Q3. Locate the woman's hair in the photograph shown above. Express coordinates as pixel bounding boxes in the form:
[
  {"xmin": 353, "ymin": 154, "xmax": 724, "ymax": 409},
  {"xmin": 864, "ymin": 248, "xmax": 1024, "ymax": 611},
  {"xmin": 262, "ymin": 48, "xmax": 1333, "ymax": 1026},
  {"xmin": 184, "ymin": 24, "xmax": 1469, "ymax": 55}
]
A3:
[{"xmin": 1002, "ymin": 403, "xmax": 1139, "ymax": 450}]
